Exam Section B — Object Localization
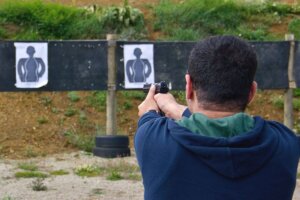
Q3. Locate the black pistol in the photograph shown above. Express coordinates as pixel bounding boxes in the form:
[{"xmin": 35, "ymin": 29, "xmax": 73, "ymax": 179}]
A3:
[{"xmin": 143, "ymin": 81, "xmax": 169, "ymax": 94}]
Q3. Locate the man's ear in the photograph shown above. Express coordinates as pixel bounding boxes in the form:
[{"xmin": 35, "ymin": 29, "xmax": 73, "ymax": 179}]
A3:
[
  {"xmin": 248, "ymin": 81, "xmax": 257, "ymax": 104},
  {"xmin": 185, "ymin": 74, "xmax": 193, "ymax": 100}
]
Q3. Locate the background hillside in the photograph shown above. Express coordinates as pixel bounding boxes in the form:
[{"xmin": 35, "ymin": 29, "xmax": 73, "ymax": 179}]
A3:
[{"xmin": 0, "ymin": 0, "xmax": 299, "ymax": 159}]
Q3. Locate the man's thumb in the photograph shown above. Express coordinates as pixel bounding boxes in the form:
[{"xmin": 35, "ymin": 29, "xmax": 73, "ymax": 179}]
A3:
[{"xmin": 146, "ymin": 84, "xmax": 156, "ymax": 99}]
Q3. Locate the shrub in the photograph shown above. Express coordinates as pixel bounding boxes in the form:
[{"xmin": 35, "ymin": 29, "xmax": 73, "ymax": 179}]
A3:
[
  {"xmin": 31, "ymin": 178, "xmax": 47, "ymax": 191},
  {"xmin": 101, "ymin": 0, "xmax": 144, "ymax": 34}
]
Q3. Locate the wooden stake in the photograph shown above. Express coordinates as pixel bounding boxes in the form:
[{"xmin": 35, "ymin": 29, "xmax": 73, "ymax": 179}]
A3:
[
  {"xmin": 106, "ymin": 34, "xmax": 118, "ymax": 135},
  {"xmin": 284, "ymin": 34, "xmax": 295, "ymax": 130}
]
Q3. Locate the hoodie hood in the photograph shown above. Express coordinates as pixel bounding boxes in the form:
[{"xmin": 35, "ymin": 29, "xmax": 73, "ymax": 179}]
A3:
[{"xmin": 168, "ymin": 116, "xmax": 279, "ymax": 179}]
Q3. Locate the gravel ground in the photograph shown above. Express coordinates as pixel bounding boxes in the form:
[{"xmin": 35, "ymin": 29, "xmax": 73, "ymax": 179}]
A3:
[
  {"xmin": 0, "ymin": 151, "xmax": 143, "ymax": 200},
  {"xmin": 1, "ymin": 151, "xmax": 300, "ymax": 200}
]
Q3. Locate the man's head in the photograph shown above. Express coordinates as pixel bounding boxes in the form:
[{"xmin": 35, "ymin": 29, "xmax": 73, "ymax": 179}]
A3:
[{"xmin": 187, "ymin": 35, "xmax": 257, "ymax": 112}]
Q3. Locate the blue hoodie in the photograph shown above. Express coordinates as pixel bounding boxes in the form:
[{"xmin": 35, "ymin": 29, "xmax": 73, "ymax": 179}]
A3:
[{"xmin": 135, "ymin": 109, "xmax": 300, "ymax": 200}]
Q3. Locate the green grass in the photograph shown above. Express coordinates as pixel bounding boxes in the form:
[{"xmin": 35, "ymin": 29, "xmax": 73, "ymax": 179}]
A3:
[
  {"xmin": 39, "ymin": 96, "xmax": 52, "ymax": 106},
  {"xmin": 0, "ymin": 0, "xmax": 145, "ymax": 40},
  {"xmin": 122, "ymin": 101, "xmax": 133, "ymax": 110},
  {"xmin": 74, "ymin": 164, "xmax": 103, "ymax": 177},
  {"xmin": 64, "ymin": 107, "xmax": 77, "ymax": 117},
  {"xmin": 0, "ymin": 0, "xmax": 103, "ymax": 39},
  {"xmin": 154, "ymin": 0, "xmax": 297, "ymax": 41},
  {"xmin": 18, "ymin": 162, "xmax": 38, "ymax": 171},
  {"xmin": 63, "ymin": 130, "xmax": 95, "ymax": 152},
  {"xmin": 37, "ymin": 116, "xmax": 48, "ymax": 124},
  {"xmin": 86, "ymin": 91, "xmax": 106, "ymax": 112},
  {"xmin": 15, "ymin": 171, "xmax": 48, "ymax": 178},
  {"xmin": 271, "ymin": 95, "xmax": 284, "ymax": 109},
  {"xmin": 50, "ymin": 169, "xmax": 69, "ymax": 176},
  {"xmin": 2, "ymin": 196, "xmax": 14, "ymax": 200},
  {"xmin": 106, "ymin": 170, "xmax": 123, "ymax": 181},
  {"xmin": 25, "ymin": 146, "xmax": 39, "ymax": 158},
  {"xmin": 293, "ymin": 99, "xmax": 300, "ymax": 111},
  {"xmin": 121, "ymin": 91, "xmax": 145, "ymax": 100},
  {"xmin": 68, "ymin": 91, "xmax": 80, "ymax": 102},
  {"xmin": 294, "ymin": 89, "xmax": 300, "ymax": 97}
]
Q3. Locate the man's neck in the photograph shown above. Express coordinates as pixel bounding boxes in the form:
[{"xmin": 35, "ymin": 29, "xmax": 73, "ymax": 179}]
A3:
[
  {"xmin": 192, "ymin": 108, "xmax": 239, "ymax": 119},
  {"xmin": 189, "ymin": 103, "xmax": 241, "ymax": 119}
]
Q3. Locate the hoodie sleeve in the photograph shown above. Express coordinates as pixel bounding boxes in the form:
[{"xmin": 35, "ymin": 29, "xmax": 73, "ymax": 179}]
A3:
[
  {"xmin": 137, "ymin": 110, "xmax": 161, "ymax": 127},
  {"xmin": 135, "ymin": 110, "xmax": 162, "ymax": 167}
]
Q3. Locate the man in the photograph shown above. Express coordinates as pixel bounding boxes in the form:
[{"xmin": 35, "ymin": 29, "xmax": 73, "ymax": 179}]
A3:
[{"xmin": 135, "ymin": 35, "xmax": 300, "ymax": 200}]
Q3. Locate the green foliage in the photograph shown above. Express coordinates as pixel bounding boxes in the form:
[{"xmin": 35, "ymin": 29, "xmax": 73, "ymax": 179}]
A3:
[
  {"xmin": 289, "ymin": 19, "xmax": 300, "ymax": 39},
  {"xmin": 154, "ymin": 0, "xmax": 296, "ymax": 41},
  {"xmin": 295, "ymin": 122, "xmax": 300, "ymax": 134},
  {"xmin": 64, "ymin": 107, "xmax": 77, "ymax": 117},
  {"xmin": 0, "ymin": 0, "xmax": 102, "ymax": 39},
  {"xmin": 0, "ymin": 26, "xmax": 7, "ymax": 38},
  {"xmin": 39, "ymin": 96, "xmax": 52, "ymax": 106},
  {"xmin": 63, "ymin": 130, "xmax": 95, "ymax": 152},
  {"xmin": 121, "ymin": 91, "xmax": 145, "ymax": 100},
  {"xmin": 101, "ymin": 0, "xmax": 144, "ymax": 35},
  {"xmin": 87, "ymin": 91, "xmax": 106, "ymax": 111},
  {"xmin": 15, "ymin": 171, "xmax": 48, "ymax": 178},
  {"xmin": 91, "ymin": 188, "xmax": 104, "ymax": 195},
  {"xmin": 68, "ymin": 91, "xmax": 80, "ymax": 102},
  {"xmin": 25, "ymin": 146, "xmax": 39, "ymax": 158},
  {"xmin": 171, "ymin": 91, "xmax": 186, "ymax": 104},
  {"xmin": 31, "ymin": 177, "xmax": 47, "ymax": 191},
  {"xmin": 2, "ymin": 196, "xmax": 14, "ymax": 200},
  {"xmin": 106, "ymin": 170, "xmax": 123, "ymax": 181},
  {"xmin": 0, "ymin": 0, "xmax": 145, "ymax": 40},
  {"xmin": 123, "ymin": 101, "xmax": 133, "ymax": 110},
  {"xmin": 271, "ymin": 95, "xmax": 284, "ymax": 109},
  {"xmin": 74, "ymin": 164, "xmax": 103, "ymax": 177},
  {"xmin": 258, "ymin": 2, "xmax": 294, "ymax": 16},
  {"xmin": 37, "ymin": 116, "xmax": 48, "ymax": 124},
  {"xmin": 293, "ymin": 99, "xmax": 300, "ymax": 111},
  {"xmin": 294, "ymin": 89, "xmax": 300, "ymax": 97},
  {"xmin": 18, "ymin": 162, "xmax": 38, "ymax": 171},
  {"xmin": 50, "ymin": 169, "xmax": 69, "ymax": 176}
]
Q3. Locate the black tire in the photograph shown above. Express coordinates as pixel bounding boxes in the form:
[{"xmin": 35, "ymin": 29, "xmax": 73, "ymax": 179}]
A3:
[
  {"xmin": 95, "ymin": 135, "xmax": 129, "ymax": 148},
  {"xmin": 93, "ymin": 147, "xmax": 131, "ymax": 158}
]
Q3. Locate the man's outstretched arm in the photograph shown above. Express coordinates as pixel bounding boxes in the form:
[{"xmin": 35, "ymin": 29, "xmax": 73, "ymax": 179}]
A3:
[{"xmin": 154, "ymin": 93, "xmax": 188, "ymax": 120}]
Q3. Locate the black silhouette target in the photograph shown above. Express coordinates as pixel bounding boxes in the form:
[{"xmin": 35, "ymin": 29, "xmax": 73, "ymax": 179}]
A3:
[
  {"xmin": 14, "ymin": 43, "xmax": 48, "ymax": 88},
  {"xmin": 123, "ymin": 44, "xmax": 154, "ymax": 88}
]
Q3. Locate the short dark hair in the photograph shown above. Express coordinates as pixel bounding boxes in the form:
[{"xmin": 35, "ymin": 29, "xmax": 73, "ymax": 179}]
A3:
[{"xmin": 188, "ymin": 35, "xmax": 257, "ymax": 111}]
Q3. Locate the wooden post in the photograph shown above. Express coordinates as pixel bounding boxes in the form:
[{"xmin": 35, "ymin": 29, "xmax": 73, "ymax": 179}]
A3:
[
  {"xmin": 284, "ymin": 34, "xmax": 296, "ymax": 129},
  {"xmin": 106, "ymin": 34, "xmax": 118, "ymax": 135}
]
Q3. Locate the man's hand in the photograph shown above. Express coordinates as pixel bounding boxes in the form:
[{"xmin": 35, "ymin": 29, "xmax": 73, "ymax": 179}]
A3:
[
  {"xmin": 154, "ymin": 93, "xmax": 187, "ymax": 120},
  {"xmin": 138, "ymin": 84, "xmax": 159, "ymax": 117}
]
